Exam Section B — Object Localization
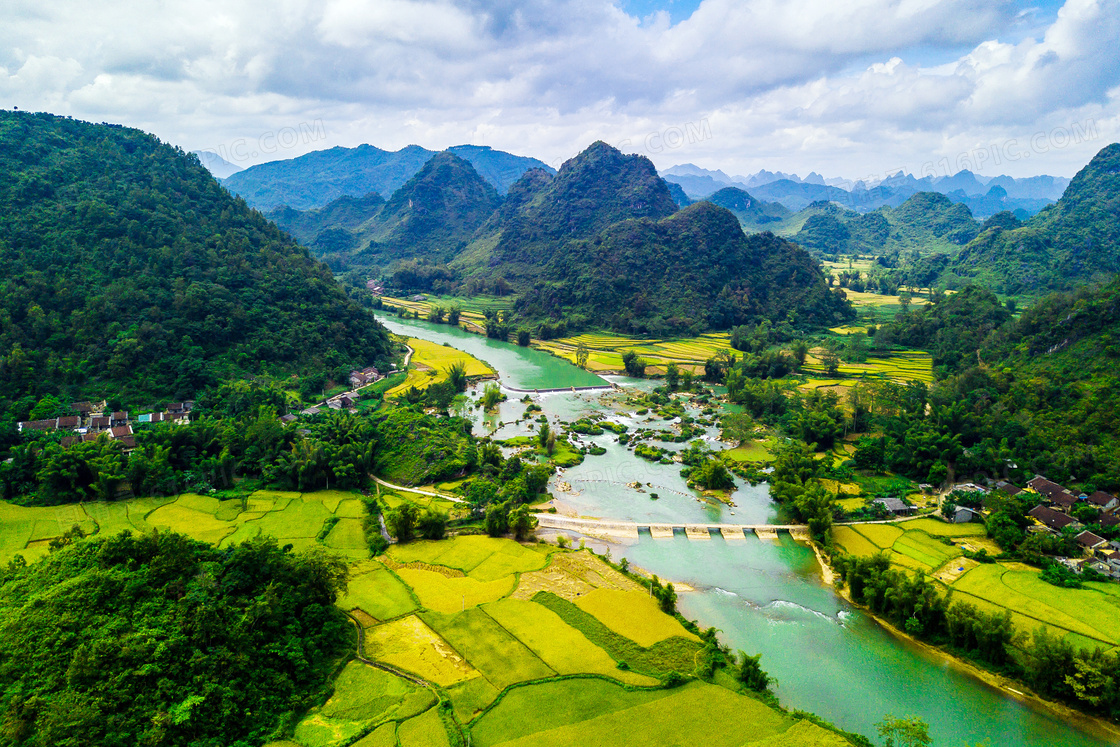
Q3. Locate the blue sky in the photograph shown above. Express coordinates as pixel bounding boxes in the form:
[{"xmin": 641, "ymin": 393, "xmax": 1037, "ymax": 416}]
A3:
[{"xmin": 2, "ymin": 0, "xmax": 1117, "ymax": 179}]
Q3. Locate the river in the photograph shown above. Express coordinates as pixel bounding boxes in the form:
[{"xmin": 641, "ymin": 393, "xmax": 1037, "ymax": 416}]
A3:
[{"xmin": 377, "ymin": 312, "xmax": 1119, "ymax": 747}]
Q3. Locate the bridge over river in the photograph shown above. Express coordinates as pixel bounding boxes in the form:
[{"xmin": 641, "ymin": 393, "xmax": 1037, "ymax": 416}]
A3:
[{"xmin": 535, "ymin": 514, "xmax": 810, "ymax": 542}]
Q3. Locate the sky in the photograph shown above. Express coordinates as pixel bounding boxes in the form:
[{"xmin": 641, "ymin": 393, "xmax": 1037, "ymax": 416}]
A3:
[{"xmin": 2, "ymin": 0, "xmax": 1118, "ymax": 181}]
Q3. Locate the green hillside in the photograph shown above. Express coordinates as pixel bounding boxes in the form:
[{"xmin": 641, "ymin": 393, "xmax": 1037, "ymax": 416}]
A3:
[
  {"xmin": 948, "ymin": 143, "xmax": 1120, "ymax": 295},
  {"xmin": 790, "ymin": 193, "xmax": 978, "ymax": 257},
  {"xmin": 0, "ymin": 111, "xmax": 394, "ymax": 415}
]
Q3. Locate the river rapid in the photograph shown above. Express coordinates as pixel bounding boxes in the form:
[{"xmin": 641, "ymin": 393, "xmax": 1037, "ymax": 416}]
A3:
[{"xmin": 377, "ymin": 313, "xmax": 1120, "ymax": 747}]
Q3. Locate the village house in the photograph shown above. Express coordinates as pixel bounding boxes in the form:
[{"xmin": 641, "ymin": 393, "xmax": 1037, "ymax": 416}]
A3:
[
  {"xmin": 995, "ymin": 480, "xmax": 1022, "ymax": 496},
  {"xmin": 1076, "ymin": 530, "xmax": 1108, "ymax": 551},
  {"xmin": 349, "ymin": 366, "xmax": 381, "ymax": 388},
  {"xmin": 1026, "ymin": 476, "xmax": 1080, "ymax": 509},
  {"xmin": 874, "ymin": 497, "xmax": 915, "ymax": 516},
  {"xmin": 1086, "ymin": 491, "xmax": 1119, "ymax": 513},
  {"xmin": 951, "ymin": 506, "xmax": 983, "ymax": 524},
  {"xmin": 1027, "ymin": 505, "xmax": 1080, "ymax": 532}
]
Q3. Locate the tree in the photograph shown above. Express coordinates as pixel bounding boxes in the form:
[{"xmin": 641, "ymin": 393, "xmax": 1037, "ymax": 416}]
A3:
[
  {"xmin": 875, "ymin": 716, "xmax": 932, "ymax": 747},
  {"xmin": 445, "ymin": 361, "xmax": 468, "ymax": 392},
  {"xmin": 719, "ymin": 412, "xmax": 754, "ymax": 445},
  {"xmin": 482, "ymin": 383, "xmax": 504, "ymax": 410},
  {"xmin": 485, "ymin": 503, "xmax": 509, "ymax": 537},
  {"xmin": 621, "ymin": 351, "xmax": 646, "ymax": 378},
  {"xmin": 665, "ymin": 363, "xmax": 680, "ymax": 390},
  {"xmin": 448, "ymin": 306, "xmax": 461, "ymax": 326},
  {"xmin": 575, "ymin": 343, "xmax": 589, "ymax": 369},
  {"xmin": 736, "ymin": 651, "xmax": 773, "ymax": 692},
  {"xmin": 386, "ymin": 503, "xmax": 420, "ymax": 543},
  {"xmin": 417, "ymin": 507, "xmax": 448, "ymax": 540},
  {"xmin": 508, "ymin": 504, "xmax": 537, "ymax": 540},
  {"xmin": 517, "ymin": 329, "xmax": 531, "ymax": 346},
  {"xmin": 538, "ymin": 421, "xmax": 552, "ymax": 450}
]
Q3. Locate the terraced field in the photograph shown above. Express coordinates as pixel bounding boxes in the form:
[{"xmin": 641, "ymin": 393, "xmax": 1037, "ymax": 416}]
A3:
[
  {"xmin": 275, "ymin": 536, "xmax": 861, "ymax": 747},
  {"xmin": 0, "ymin": 488, "xmax": 387, "ymax": 565},
  {"xmin": 537, "ymin": 331, "xmax": 736, "ymax": 373},
  {"xmin": 832, "ymin": 519, "xmax": 1117, "ymax": 650}
]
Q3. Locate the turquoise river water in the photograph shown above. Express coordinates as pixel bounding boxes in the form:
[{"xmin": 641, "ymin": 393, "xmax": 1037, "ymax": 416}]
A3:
[{"xmin": 376, "ymin": 312, "xmax": 1119, "ymax": 747}]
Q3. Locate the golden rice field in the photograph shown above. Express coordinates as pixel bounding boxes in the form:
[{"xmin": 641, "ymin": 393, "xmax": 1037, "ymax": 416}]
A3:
[
  {"xmin": 385, "ymin": 337, "xmax": 494, "ymax": 396},
  {"xmin": 538, "ymin": 331, "xmax": 735, "ymax": 373}
]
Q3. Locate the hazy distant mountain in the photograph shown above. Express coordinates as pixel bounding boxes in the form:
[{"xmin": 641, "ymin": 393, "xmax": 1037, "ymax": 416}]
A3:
[
  {"xmin": 661, "ymin": 162, "xmax": 1068, "ymax": 218},
  {"xmin": 192, "ymin": 150, "xmax": 243, "ymax": 178},
  {"xmin": 224, "ymin": 143, "xmax": 552, "ymax": 211}
]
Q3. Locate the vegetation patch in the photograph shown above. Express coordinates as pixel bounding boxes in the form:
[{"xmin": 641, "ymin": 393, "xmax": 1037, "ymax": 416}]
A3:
[
  {"xmin": 469, "ymin": 677, "xmax": 669, "ymax": 747},
  {"xmin": 395, "ymin": 567, "xmax": 516, "ymax": 615},
  {"xmin": 338, "ymin": 563, "xmax": 418, "ymax": 621},
  {"xmin": 397, "ymin": 706, "xmax": 451, "ymax": 747},
  {"xmin": 483, "ymin": 681, "xmax": 794, "ymax": 747},
  {"xmin": 532, "ymin": 592, "xmax": 701, "ymax": 676}
]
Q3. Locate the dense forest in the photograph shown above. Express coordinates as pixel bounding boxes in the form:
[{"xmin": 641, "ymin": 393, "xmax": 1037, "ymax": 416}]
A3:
[
  {"xmin": 0, "ymin": 531, "xmax": 349, "ymax": 747},
  {"xmin": 855, "ymin": 280, "xmax": 1120, "ymax": 489},
  {"xmin": 0, "ymin": 111, "xmax": 394, "ymax": 423}
]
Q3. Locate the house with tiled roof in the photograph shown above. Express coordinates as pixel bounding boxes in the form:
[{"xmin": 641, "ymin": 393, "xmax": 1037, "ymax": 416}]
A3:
[
  {"xmin": 1086, "ymin": 491, "xmax": 1119, "ymax": 513},
  {"xmin": 1027, "ymin": 505, "xmax": 1080, "ymax": 532}
]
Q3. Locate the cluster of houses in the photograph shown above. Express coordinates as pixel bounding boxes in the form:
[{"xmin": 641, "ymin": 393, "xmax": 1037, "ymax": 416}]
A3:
[
  {"xmin": 1004, "ymin": 476, "xmax": 1120, "ymax": 579},
  {"xmin": 16, "ymin": 401, "xmax": 194, "ymax": 452}
]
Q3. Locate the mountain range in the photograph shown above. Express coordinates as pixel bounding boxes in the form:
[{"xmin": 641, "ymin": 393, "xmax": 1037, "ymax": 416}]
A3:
[
  {"xmin": 661, "ymin": 163, "xmax": 1069, "ymax": 218},
  {"xmin": 270, "ymin": 141, "xmax": 852, "ymax": 335},
  {"xmin": 223, "ymin": 143, "xmax": 552, "ymax": 211}
]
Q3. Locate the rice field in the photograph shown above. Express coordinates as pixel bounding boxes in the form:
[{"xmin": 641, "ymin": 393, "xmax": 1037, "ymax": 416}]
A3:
[
  {"xmin": 386, "ymin": 337, "xmax": 494, "ymax": 396},
  {"xmin": 364, "ymin": 614, "xmax": 479, "ymax": 686},
  {"xmin": 536, "ymin": 331, "xmax": 735, "ymax": 373},
  {"xmin": 426, "ymin": 607, "xmax": 555, "ymax": 689},
  {"xmin": 573, "ymin": 589, "xmax": 700, "ymax": 648},
  {"xmin": 0, "ymin": 489, "xmax": 373, "ymax": 568},
  {"xmin": 478, "ymin": 681, "xmax": 805, "ymax": 747}
]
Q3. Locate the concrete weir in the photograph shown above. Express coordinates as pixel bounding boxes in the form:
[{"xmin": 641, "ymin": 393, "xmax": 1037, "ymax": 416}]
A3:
[
  {"xmin": 684, "ymin": 526, "xmax": 712, "ymax": 541},
  {"xmin": 534, "ymin": 515, "xmax": 809, "ymax": 543}
]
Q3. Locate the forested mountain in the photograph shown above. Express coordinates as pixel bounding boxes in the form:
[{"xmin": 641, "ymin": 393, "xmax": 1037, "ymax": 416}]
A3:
[
  {"xmin": 0, "ymin": 111, "xmax": 394, "ymax": 418},
  {"xmin": 224, "ymin": 143, "xmax": 551, "ymax": 210},
  {"xmin": 947, "ymin": 143, "xmax": 1120, "ymax": 295},
  {"xmin": 789, "ymin": 192, "xmax": 979, "ymax": 258},
  {"xmin": 455, "ymin": 143, "xmax": 851, "ymax": 334},
  {"xmin": 703, "ymin": 187, "xmax": 790, "ymax": 232},
  {"xmin": 0, "ymin": 532, "xmax": 348, "ymax": 746},
  {"xmin": 270, "ymin": 152, "xmax": 501, "ymax": 270}
]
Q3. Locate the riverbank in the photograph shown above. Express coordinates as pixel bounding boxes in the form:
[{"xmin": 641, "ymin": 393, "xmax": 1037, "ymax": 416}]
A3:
[{"xmin": 814, "ymin": 543, "xmax": 1120, "ymax": 744}]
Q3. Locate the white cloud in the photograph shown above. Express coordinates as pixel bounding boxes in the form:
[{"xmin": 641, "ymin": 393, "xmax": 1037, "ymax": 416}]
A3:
[{"xmin": 0, "ymin": 0, "xmax": 1116, "ymax": 178}]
